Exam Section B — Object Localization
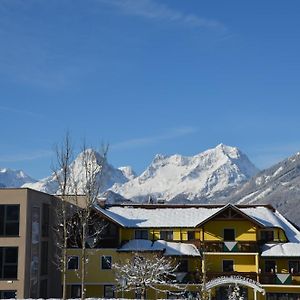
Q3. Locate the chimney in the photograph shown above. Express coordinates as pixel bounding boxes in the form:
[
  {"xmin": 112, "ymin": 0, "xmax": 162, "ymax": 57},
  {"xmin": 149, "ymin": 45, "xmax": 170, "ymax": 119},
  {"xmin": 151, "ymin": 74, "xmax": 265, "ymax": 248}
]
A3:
[{"xmin": 97, "ymin": 197, "xmax": 107, "ymax": 208}]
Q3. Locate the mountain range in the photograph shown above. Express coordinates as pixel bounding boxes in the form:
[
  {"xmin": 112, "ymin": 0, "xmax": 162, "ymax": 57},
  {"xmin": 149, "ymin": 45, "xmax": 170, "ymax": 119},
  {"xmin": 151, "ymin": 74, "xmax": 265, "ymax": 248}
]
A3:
[
  {"xmin": 110, "ymin": 144, "xmax": 258, "ymax": 202},
  {"xmin": 0, "ymin": 168, "xmax": 36, "ymax": 188},
  {"xmin": 224, "ymin": 151, "xmax": 300, "ymax": 224},
  {"xmin": 22, "ymin": 149, "xmax": 132, "ymax": 195},
  {"xmin": 2, "ymin": 144, "xmax": 300, "ymax": 224}
]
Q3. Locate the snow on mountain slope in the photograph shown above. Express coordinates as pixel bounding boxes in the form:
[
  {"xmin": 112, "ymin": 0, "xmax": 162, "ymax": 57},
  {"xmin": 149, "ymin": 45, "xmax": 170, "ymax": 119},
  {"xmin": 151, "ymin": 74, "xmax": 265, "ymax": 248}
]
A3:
[
  {"xmin": 118, "ymin": 166, "xmax": 136, "ymax": 180},
  {"xmin": 110, "ymin": 144, "xmax": 258, "ymax": 202},
  {"xmin": 227, "ymin": 151, "xmax": 300, "ymax": 225},
  {"xmin": 23, "ymin": 149, "xmax": 129, "ymax": 194},
  {"xmin": 0, "ymin": 168, "xmax": 36, "ymax": 188}
]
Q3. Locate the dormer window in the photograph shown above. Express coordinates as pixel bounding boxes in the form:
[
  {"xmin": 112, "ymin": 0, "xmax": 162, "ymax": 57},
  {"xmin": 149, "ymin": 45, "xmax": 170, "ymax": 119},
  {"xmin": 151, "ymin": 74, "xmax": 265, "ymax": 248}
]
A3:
[{"xmin": 261, "ymin": 230, "xmax": 274, "ymax": 242}]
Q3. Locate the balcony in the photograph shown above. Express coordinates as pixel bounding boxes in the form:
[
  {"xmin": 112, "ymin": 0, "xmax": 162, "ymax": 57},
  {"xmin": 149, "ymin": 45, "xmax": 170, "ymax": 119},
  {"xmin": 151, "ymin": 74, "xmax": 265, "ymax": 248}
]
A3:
[
  {"xmin": 201, "ymin": 241, "xmax": 259, "ymax": 253},
  {"xmin": 259, "ymin": 273, "xmax": 300, "ymax": 285}
]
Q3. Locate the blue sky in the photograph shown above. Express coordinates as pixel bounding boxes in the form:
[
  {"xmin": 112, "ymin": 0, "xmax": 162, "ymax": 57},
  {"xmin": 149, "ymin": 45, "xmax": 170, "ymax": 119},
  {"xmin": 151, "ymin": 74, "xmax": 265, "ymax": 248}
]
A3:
[{"xmin": 1, "ymin": 0, "xmax": 300, "ymax": 179}]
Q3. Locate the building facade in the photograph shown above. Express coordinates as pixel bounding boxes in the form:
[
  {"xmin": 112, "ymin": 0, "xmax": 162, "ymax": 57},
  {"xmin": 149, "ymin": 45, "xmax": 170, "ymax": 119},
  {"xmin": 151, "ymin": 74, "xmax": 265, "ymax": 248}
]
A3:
[
  {"xmin": 66, "ymin": 203, "xmax": 300, "ymax": 300},
  {"xmin": 0, "ymin": 188, "xmax": 61, "ymax": 299},
  {"xmin": 1, "ymin": 188, "xmax": 300, "ymax": 300}
]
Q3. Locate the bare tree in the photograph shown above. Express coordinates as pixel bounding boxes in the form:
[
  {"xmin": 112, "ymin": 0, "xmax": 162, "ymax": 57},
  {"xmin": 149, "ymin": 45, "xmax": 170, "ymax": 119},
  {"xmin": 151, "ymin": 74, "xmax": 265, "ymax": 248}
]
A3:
[
  {"xmin": 113, "ymin": 253, "xmax": 184, "ymax": 299},
  {"xmin": 53, "ymin": 136, "xmax": 108, "ymax": 300},
  {"xmin": 52, "ymin": 133, "xmax": 74, "ymax": 300},
  {"xmin": 74, "ymin": 142, "xmax": 108, "ymax": 300}
]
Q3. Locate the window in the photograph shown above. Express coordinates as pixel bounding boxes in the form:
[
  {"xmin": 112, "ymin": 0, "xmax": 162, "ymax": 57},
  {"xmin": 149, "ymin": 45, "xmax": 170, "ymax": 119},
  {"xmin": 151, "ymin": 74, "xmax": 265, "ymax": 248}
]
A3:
[
  {"xmin": 0, "ymin": 205, "xmax": 20, "ymax": 236},
  {"xmin": 135, "ymin": 230, "xmax": 148, "ymax": 240},
  {"xmin": 42, "ymin": 204, "xmax": 50, "ymax": 237},
  {"xmin": 104, "ymin": 285, "xmax": 114, "ymax": 298},
  {"xmin": 223, "ymin": 260, "xmax": 234, "ymax": 272},
  {"xmin": 101, "ymin": 256, "xmax": 112, "ymax": 269},
  {"xmin": 224, "ymin": 229, "xmax": 235, "ymax": 241},
  {"xmin": 70, "ymin": 285, "xmax": 81, "ymax": 298},
  {"xmin": 67, "ymin": 256, "xmax": 79, "ymax": 270},
  {"xmin": 265, "ymin": 260, "xmax": 276, "ymax": 273},
  {"xmin": 160, "ymin": 230, "xmax": 173, "ymax": 240},
  {"xmin": 187, "ymin": 231, "xmax": 195, "ymax": 240},
  {"xmin": 261, "ymin": 230, "xmax": 274, "ymax": 242},
  {"xmin": 177, "ymin": 260, "xmax": 188, "ymax": 272},
  {"xmin": 40, "ymin": 241, "xmax": 48, "ymax": 275},
  {"xmin": 0, "ymin": 247, "xmax": 18, "ymax": 279},
  {"xmin": 289, "ymin": 261, "xmax": 300, "ymax": 273},
  {"xmin": 0, "ymin": 291, "xmax": 16, "ymax": 299}
]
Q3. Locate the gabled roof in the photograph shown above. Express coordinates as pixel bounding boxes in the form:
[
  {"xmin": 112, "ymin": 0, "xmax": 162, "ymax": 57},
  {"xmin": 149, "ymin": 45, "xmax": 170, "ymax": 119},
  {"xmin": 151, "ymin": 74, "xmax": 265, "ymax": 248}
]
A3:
[
  {"xmin": 93, "ymin": 203, "xmax": 300, "ymax": 242},
  {"xmin": 94, "ymin": 204, "xmax": 222, "ymax": 228},
  {"xmin": 194, "ymin": 203, "xmax": 264, "ymax": 228}
]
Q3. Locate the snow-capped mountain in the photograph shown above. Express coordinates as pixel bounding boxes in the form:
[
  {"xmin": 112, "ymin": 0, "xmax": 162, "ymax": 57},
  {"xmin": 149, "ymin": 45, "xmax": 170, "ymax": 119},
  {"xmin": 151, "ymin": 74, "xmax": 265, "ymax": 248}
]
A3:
[
  {"xmin": 0, "ymin": 168, "xmax": 36, "ymax": 188},
  {"xmin": 23, "ymin": 149, "xmax": 130, "ymax": 194},
  {"xmin": 118, "ymin": 166, "xmax": 136, "ymax": 180},
  {"xmin": 110, "ymin": 144, "xmax": 259, "ymax": 202},
  {"xmin": 227, "ymin": 151, "xmax": 300, "ymax": 224}
]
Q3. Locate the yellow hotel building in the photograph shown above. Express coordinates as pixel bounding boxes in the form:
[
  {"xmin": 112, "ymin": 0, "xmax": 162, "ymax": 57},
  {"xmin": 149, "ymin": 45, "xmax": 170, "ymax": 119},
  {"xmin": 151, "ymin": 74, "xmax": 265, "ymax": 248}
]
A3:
[{"xmin": 66, "ymin": 203, "xmax": 300, "ymax": 300}]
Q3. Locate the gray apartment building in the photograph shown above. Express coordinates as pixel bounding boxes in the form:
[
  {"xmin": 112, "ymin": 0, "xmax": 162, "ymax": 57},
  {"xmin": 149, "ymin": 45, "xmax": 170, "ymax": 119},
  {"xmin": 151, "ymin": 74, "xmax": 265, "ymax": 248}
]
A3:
[{"xmin": 0, "ymin": 188, "xmax": 62, "ymax": 299}]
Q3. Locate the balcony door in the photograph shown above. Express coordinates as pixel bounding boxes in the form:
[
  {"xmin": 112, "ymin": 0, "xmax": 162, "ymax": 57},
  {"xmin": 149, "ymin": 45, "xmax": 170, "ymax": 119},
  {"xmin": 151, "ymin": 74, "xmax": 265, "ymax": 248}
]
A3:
[{"xmin": 224, "ymin": 228, "xmax": 235, "ymax": 241}]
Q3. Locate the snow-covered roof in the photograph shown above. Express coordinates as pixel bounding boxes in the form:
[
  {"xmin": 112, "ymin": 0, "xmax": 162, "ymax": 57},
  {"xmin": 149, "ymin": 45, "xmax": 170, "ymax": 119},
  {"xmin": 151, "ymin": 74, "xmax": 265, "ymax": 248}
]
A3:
[
  {"xmin": 94, "ymin": 204, "xmax": 300, "ymax": 242},
  {"xmin": 94, "ymin": 205, "xmax": 222, "ymax": 228},
  {"xmin": 118, "ymin": 239, "xmax": 201, "ymax": 257},
  {"xmin": 261, "ymin": 243, "xmax": 300, "ymax": 257},
  {"xmin": 240, "ymin": 207, "xmax": 300, "ymax": 242}
]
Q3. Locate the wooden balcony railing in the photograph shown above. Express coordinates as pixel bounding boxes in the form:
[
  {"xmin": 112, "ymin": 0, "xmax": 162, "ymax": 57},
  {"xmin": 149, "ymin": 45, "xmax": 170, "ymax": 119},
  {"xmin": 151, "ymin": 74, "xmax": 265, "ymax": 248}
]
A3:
[
  {"xmin": 259, "ymin": 273, "xmax": 300, "ymax": 285},
  {"xmin": 200, "ymin": 241, "xmax": 259, "ymax": 253}
]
